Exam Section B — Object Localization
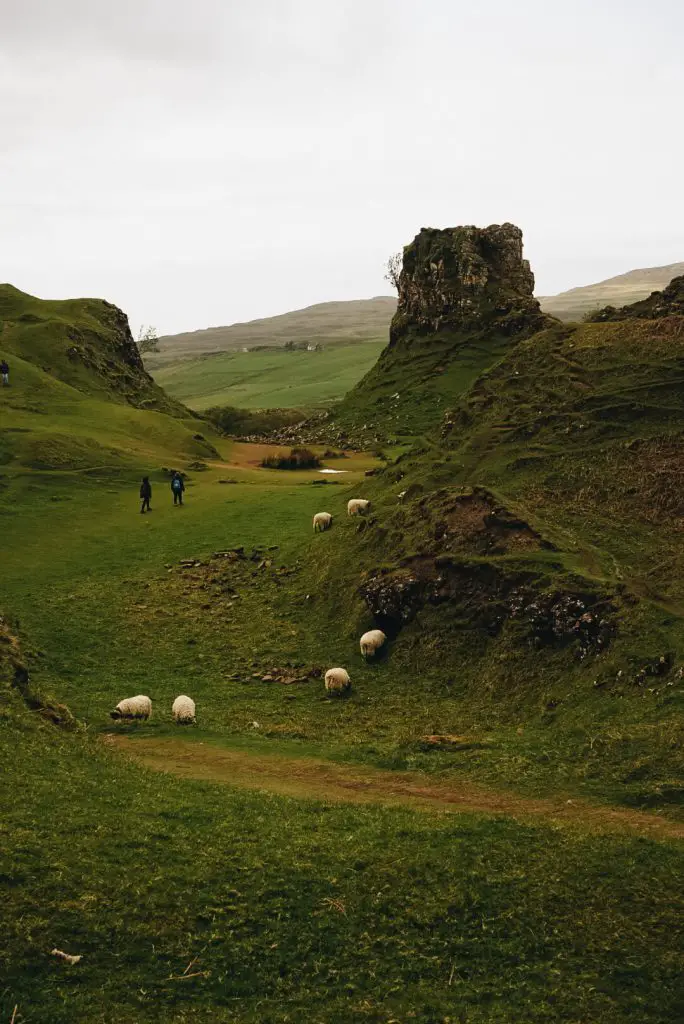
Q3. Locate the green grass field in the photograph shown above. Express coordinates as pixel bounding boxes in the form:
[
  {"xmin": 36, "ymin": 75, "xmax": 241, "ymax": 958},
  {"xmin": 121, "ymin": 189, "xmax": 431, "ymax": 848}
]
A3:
[
  {"xmin": 2, "ymin": 287, "xmax": 684, "ymax": 1023},
  {"xmin": 2, "ymin": 455, "xmax": 683, "ymax": 1023},
  {"xmin": 150, "ymin": 342, "xmax": 386, "ymax": 411}
]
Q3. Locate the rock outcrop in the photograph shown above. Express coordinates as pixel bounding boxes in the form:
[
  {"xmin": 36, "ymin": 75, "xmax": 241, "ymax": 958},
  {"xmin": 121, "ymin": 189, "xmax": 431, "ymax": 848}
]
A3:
[
  {"xmin": 586, "ymin": 275, "xmax": 684, "ymax": 322},
  {"xmin": 390, "ymin": 222, "xmax": 553, "ymax": 345}
]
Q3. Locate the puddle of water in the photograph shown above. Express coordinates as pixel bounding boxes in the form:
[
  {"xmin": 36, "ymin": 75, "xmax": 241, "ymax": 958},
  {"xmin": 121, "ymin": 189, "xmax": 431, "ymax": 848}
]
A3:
[{"xmin": 319, "ymin": 468, "xmax": 348, "ymax": 474}]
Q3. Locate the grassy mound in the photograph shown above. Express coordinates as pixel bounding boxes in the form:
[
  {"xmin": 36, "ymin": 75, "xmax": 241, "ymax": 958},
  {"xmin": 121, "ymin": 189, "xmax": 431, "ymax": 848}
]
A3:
[
  {"xmin": 0, "ymin": 287, "xmax": 221, "ymax": 473},
  {"xmin": 298, "ymin": 311, "xmax": 684, "ymax": 806},
  {"xmin": 328, "ymin": 328, "xmax": 514, "ymax": 442},
  {"xmin": 0, "ymin": 284, "xmax": 186, "ymax": 415}
]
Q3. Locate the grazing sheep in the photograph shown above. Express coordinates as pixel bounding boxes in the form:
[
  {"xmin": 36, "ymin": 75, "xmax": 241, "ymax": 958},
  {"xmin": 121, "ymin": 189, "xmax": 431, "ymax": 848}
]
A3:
[
  {"xmin": 313, "ymin": 511, "xmax": 333, "ymax": 532},
  {"xmin": 347, "ymin": 498, "xmax": 371, "ymax": 517},
  {"xmin": 172, "ymin": 695, "xmax": 196, "ymax": 725},
  {"xmin": 324, "ymin": 667, "xmax": 351, "ymax": 694},
  {"xmin": 360, "ymin": 629, "xmax": 387, "ymax": 658},
  {"xmin": 109, "ymin": 695, "xmax": 152, "ymax": 721}
]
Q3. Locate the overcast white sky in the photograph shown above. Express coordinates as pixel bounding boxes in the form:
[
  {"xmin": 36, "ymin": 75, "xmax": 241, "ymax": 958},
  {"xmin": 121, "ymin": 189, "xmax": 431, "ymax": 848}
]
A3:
[{"xmin": 2, "ymin": 0, "xmax": 682, "ymax": 335}]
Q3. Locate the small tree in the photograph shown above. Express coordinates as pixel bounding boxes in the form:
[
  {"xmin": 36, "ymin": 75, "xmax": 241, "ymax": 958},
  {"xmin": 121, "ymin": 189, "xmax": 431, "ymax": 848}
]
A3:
[
  {"xmin": 137, "ymin": 325, "xmax": 160, "ymax": 355},
  {"xmin": 384, "ymin": 252, "xmax": 402, "ymax": 293}
]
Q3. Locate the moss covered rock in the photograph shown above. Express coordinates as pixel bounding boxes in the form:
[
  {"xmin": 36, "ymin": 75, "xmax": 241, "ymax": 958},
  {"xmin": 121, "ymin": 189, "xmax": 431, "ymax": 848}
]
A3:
[{"xmin": 390, "ymin": 222, "xmax": 554, "ymax": 344}]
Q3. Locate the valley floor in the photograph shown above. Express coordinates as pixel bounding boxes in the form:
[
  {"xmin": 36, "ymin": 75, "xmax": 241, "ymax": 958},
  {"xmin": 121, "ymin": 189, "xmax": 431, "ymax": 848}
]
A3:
[
  {"xmin": 1, "ymin": 442, "xmax": 683, "ymax": 1023},
  {"xmin": 149, "ymin": 341, "xmax": 386, "ymax": 411}
]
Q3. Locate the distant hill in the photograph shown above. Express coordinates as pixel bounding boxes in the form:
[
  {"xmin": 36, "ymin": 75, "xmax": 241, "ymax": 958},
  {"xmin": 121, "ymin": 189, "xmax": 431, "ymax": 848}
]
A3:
[
  {"xmin": 151, "ymin": 266, "xmax": 684, "ymax": 365},
  {"xmin": 538, "ymin": 263, "xmax": 684, "ymax": 321},
  {"xmin": 151, "ymin": 297, "xmax": 397, "ymax": 363}
]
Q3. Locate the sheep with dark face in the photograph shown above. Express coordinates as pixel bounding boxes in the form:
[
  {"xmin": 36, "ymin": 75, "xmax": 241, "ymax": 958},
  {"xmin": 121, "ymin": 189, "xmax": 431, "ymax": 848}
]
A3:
[
  {"xmin": 347, "ymin": 499, "xmax": 371, "ymax": 517},
  {"xmin": 109, "ymin": 695, "xmax": 152, "ymax": 721}
]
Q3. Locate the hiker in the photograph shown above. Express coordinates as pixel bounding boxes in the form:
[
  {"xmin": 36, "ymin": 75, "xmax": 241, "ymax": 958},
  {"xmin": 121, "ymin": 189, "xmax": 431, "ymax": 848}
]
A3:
[
  {"xmin": 171, "ymin": 471, "xmax": 185, "ymax": 506},
  {"xmin": 0, "ymin": 360, "xmax": 8, "ymax": 386},
  {"xmin": 139, "ymin": 476, "xmax": 152, "ymax": 514}
]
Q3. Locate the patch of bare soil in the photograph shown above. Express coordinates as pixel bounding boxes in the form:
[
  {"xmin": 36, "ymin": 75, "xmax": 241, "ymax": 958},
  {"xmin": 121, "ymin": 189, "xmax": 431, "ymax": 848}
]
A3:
[{"xmin": 107, "ymin": 736, "xmax": 684, "ymax": 841}]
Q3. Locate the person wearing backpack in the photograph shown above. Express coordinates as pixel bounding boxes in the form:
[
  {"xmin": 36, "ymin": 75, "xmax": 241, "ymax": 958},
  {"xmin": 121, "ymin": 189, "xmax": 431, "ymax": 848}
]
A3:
[{"xmin": 171, "ymin": 471, "xmax": 185, "ymax": 506}]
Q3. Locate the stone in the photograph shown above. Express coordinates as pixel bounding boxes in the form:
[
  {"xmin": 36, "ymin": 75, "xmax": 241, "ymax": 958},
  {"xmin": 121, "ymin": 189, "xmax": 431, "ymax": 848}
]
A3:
[{"xmin": 390, "ymin": 222, "xmax": 553, "ymax": 345}]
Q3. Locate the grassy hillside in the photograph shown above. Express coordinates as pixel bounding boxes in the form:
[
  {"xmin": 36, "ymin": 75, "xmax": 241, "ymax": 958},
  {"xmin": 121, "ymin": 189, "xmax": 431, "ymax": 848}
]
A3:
[
  {"xmin": 329, "ymin": 328, "xmax": 515, "ymax": 443},
  {"xmin": 0, "ymin": 284, "xmax": 186, "ymax": 415},
  {"xmin": 2, "ymin": 447, "xmax": 682, "ymax": 1023},
  {"xmin": 539, "ymin": 262, "xmax": 684, "ymax": 321},
  {"xmin": 0, "ymin": 285, "xmax": 217, "ymax": 472},
  {"xmin": 152, "ymin": 296, "xmax": 396, "ymax": 359},
  {"xmin": 1, "ymin": 282, "xmax": 683, "ymax": 1021},
  {"xmin": 315, "ymin": 301, "xmax": 684, "ymax": 808},
  {"xmin": 152, "ymin": 341, "xmax": 385, "ymax": 412}
]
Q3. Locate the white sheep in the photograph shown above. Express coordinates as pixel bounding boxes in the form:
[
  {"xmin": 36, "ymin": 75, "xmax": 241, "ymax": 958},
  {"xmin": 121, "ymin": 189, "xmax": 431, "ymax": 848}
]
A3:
[
  {"xmin": 397, "ymin": 490, "xmax": 407, "ymax": 503},
  {"xmin": 109, "ymin": 695, "xmax": 152, "ymax": 721},
  {"xmin": 360, "ymin": 629, "xmax": 387, "ymax": 658},
  {"xmin": 172, "ymin": 695, "xmax": 196, "ymax": 725},
  {"xmin": 313, "ymin": 511, "xmax": 333, "ymax": 532},
  {"xmin": 347, "ymin": 498, "xmax": 371, "ymax": 516},
  {"xmin": 324, "ymin": 667, "xmax": 351, "ymax": 694}
]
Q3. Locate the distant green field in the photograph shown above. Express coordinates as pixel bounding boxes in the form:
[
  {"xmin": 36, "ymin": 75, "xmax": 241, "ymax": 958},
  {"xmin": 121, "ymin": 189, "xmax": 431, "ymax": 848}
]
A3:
[{"xmin": 151, "ymin": 342, "xmax": 386, "ymax": 411}]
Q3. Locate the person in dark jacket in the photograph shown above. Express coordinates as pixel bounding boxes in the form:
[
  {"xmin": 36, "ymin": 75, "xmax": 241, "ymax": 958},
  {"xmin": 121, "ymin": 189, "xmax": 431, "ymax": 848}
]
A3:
[
  {"xmin": 140, "ymin": 476, "xmax": 152, "ymax": 514},
  {"xmin": 171, "ymin": 471, "xmax": 185, "ymax": 506},
  {"xmin": 0, "ymin": 360, "xmax": 8, "ymax": 386}
]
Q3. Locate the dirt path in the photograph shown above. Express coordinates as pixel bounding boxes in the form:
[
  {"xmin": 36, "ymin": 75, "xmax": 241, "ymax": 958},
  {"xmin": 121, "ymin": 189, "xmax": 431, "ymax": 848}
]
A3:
[{"xmin": 108, "ymin": 736, "xmax": 684, "ymax": 840}]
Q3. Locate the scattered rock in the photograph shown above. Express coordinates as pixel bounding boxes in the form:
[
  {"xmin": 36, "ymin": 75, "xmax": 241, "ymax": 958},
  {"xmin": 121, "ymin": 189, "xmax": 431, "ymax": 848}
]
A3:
[{"xmin": 421, "ymin": 734, "xmax": 471, "ymax": 747}]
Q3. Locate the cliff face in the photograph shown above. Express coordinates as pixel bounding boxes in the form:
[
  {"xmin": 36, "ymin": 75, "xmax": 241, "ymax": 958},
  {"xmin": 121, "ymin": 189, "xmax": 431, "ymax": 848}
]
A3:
[{"xmin": 390, "ymin": 222, "xmax": 553, "ymax": 345}]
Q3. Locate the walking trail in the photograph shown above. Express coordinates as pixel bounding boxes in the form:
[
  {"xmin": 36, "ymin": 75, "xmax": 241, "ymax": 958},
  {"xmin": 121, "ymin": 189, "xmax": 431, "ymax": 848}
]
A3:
[{"xmin": 108, "ymin": 736, "xmax": 684, "ymax": 840}]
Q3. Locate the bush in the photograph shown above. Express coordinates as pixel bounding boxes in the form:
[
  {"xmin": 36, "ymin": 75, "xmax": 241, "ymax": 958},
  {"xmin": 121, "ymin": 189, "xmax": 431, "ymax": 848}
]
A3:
[{"xmin": 261, "ymin": 447, "xmax": 321, "ymax": 470}]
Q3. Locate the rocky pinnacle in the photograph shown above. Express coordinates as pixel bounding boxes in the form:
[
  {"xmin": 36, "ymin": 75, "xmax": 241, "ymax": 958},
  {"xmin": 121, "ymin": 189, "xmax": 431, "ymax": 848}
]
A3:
[{"xmin": 390, "ymin": 222, "xmax": 554, "ymax": 345}]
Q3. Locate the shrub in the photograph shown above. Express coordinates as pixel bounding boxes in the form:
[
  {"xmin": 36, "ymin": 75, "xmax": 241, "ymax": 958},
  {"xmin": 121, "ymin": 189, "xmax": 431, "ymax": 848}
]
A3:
[{"xmin": 261, "ymin": 447, "xmax": 321, "ymax": 470}]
